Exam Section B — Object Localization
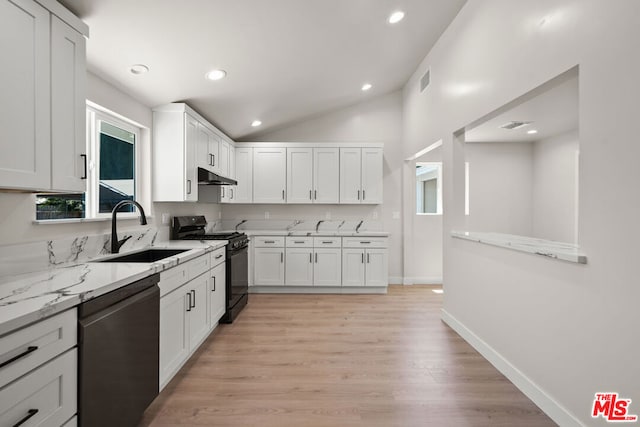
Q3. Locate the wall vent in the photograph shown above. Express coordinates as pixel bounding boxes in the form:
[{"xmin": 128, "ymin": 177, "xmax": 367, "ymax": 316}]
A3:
[
  {"xmin": 420, "ymin": 69, "xmax": 431, "ymax": 92},
  {"xmin": 499, "ymin": 121, "xmax": 532, "ymax": 130}
]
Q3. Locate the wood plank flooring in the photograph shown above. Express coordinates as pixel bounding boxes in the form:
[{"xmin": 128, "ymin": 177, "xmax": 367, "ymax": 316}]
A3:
[{"xmin": 139, "ymin": 286, "xmax": 556, "ymax": 427}]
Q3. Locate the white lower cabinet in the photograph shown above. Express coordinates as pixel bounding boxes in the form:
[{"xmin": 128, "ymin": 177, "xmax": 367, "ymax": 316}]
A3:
[
  {"xmin": 285, "ymin": 248, "xmax": 314, "ymax": 286},
  {"xmin": 254, "ymin": 247, "xmax": 285, "ymax": 286},
  {"xmin": 0, "ymin": 349, "xmax": 77, "ymax": 427},
  {"xmin": 313, "ymin": 248, "xmax": 342, "ymax": 286},
  {"xmin": 209, "ymin": 260, "xmax": 226, "ymax": 325},
  {"xmin": 186, "ymin": 274, "xmax": 210, "ymax": 351},
  {"xmin": 159, "ymin": 286, "xmax": 190, "ymax": 389},
  {"xmin": 363, "ymin": 249, "xmax": 388, "ymax": 286},
  {"xmin": 341, "ymin": 247, "xmax": 388, "ymax": 287},
  {"xmin": 342, "ymin": 249, "xmax": 366, "ymax": 286}
]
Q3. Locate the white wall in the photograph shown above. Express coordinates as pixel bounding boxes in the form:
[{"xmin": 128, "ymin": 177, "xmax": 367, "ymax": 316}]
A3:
[
  {"xmin": 532, "ymin": 129, "xmax": 579, "ymax": 242},
  {"xmin": 233, "ymin": 91, "xmax": 404, "ymax": 282},
  {"xmin": 402, "ymin": 1, "xmax": 640, "ymax": 426},
  {"xmin": 465, "ymin": 142, "xmax": 534, "ymax": 236}
]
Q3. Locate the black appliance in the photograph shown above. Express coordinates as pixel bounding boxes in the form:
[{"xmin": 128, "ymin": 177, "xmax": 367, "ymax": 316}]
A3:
[
  {"xmin": 78, "ymin": 273, "xmax": 160, "ymax": 427},
  {"xmin": 171, "ymin": 216, "xmax": 248, "ymax": 323}
]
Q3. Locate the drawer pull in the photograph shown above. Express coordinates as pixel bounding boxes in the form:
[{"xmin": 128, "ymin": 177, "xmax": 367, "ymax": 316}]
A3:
[
  {"xmin": 13, "ymin": 409, "xmax": 39, "ymax": 427},
  {"xmin": 186, "ymin": 292, "xmax": 192, "ymax": 312},
  {"xmin": 294, "ymin": 240, "xmax": 305, "ymax": 244},
  {"xmin": 215, "ymin": 254, "xmax": 223, "ymax": 259},
  {"xmin": 360, "ymin": 241, "xmax": 371, "ymax": 244},
  {"xmin": 264, "ymin": 240, "xmax": 275, "ymax": 244},
  {"xmin": 322, "ymin": 241, "xmax": 332, "ymax": 244},
  {"xmin": 191, "ymin": 290, "xmax": 196, "ymax": 308},
  {"xmin": 212, "ymin": 276, "xmax": 216, "ymax": 291},
  {"xmin": 0, "ymin": 346, "xmax": 38, "ymax": 369}
]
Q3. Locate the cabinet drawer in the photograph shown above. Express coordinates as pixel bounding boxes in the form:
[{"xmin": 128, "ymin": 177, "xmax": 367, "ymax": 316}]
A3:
[
  {"xmin": 210, "ymin": 247, "xmax": 226, "ymax": 267},
  {"xmin": 0, "ymin": 309, "xmax": 76, "ymax": 388},
  {"xmin": 313, "ymin": 237, "xmax": 341, "ymax": 248},
  {"xmin": 285, "ymin": 236, "xmax": 313, "ymax": 247},
  {"xmin": 159, "ymin": 262, "xmax": 189, "ymax": 297},
  {"xmin": 188, "ymin": 253, "xmax": 210, "ymax": 279},
  {"xmin": 253, "ymin": 236, "xmax": 285, "ymax": 247},
  {"xmin": 342, "ymin": 237, "xmax": 388, "ymax": 248},
  {"xmin": 0, "ymin": 349, "xmax": 77, "ymax": 427}
]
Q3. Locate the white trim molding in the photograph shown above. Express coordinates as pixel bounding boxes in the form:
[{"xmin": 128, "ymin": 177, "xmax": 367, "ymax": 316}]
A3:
[
  {"xmin": 401, "ymin": 276, "xmax": 443, "ymax": 285},
  {"xmin": 441, "ymin": 309, "xmax": 584, "ymax": 427}
]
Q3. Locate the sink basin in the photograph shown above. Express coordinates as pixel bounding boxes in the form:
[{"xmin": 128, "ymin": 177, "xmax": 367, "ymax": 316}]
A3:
[{"xmin": 96, "ymin": 248, "xmax": 189, "ymax": 263}]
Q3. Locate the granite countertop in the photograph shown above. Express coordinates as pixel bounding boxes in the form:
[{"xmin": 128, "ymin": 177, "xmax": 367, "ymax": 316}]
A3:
[
  {"xmin": 0, "ymin": 240, "xmax": 226, "ymax": 336},
  {"xmin": 240, "ymin": 230, "xmax": 390, "ymax": 237},
  {"xmin": 450, "ymin": 230, "xmax": 587, "ymax": 264}
]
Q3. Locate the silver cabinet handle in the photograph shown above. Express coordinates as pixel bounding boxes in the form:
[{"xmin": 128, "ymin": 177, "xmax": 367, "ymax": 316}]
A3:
[
  {"xmin": 191, "ymin": 289, "xmax": 196, "ymax": 308},
  {"xmin": 322, "ymin": 241, "xmax": 332, "ymax": 244},
  {"xmin": 265, "ymin": 240, "xmax": 275, "ymax": 244},
  {"xmin": 294, "ymin": 240, "xmax": 305, "ymax": 244},
  {"xmin": 187, "ymin": 179, "xmax": 192, "ymax": 194},
  {"xmin": 213, "ymin": 154, "xmax": 215, "ymax": 166},
  {"xmin": 314, "ymin": 190, "xmax": 317, "ymax": 200},
  {"xmin": 231, "ymin": 188, "xmax": 234, "ymax": 199},
  {"xmin": 363, "ymin": 190, "xmax": 366, "ymax": 200},
  {"xmin": 215, "ymin": 254, "xmax": 223, "ymax": 259},
  {"xmin": 212, "ymin": 276, "xmax": 216, "ymax": 291},
  {"xmin": 361, "ymin": 241, "xmax": 371, "ymax": 244},
  {"xmin": 367, "ymin": 253, "xmax": 370, "ymax": 263},
  {"xmin": 315, "ymin": 252, "xmax": 318, "ymax": 263},
  {"xmin": 357, "ymin": 190, "xmax": 360, "ymax": 200},
  {"xmin": 361, "ymin": 253, "xmax": 364, "ymax": 263},
  {"xmin": 222, "ymin": 187, "xmax": 225, "ymax": 198},
  {"xmin": 309, "ymin": 190, "xmax": 312, "ymax": 200},
  {"xmin": 282, "ymin": 189, "xmax": 285, "ymax": 200},
  {"xmin": 281, "ymin": 252, "xmax": 284, "ymax": 263},
  {"xmin": 80, "ymin": 154, "xmax": 87, "ymax": 179},
  {"xmin": 309, "ymin": 253, "xmax": 312, "ymax": 263},
  {"xmin": 186, "ymin": 292, "xmax": 192, "ymax": 312}
]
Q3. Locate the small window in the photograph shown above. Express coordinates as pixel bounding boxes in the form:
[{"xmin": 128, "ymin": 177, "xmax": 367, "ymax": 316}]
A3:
[
  {"xmin": 416, "ymin": 162, "xmax": 442, "ymax": 215},
  {"xmin": 36, "ymin": 105, "xmax": 141, "ymax": 220}
]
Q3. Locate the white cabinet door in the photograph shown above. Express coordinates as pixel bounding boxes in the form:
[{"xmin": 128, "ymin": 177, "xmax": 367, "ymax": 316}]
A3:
[
  {"xmin": 253, "ymin": 147, "xmax": 286, "ymax": 203},
  {"xmin": 187, "ymin": 274, "xmax": 210, "ymax": 350},
  {"xmin": 361, "ymin": 148, "xmax": 383, "ymax": 204},
  {"xmin": 314, "ymin": 248, "xmax": 342, "ymax": 286},
  {"xmin": 219, "ymin": 140, "xmax": 230, "ymax": 177},
  {"xmin": 209, "ymin": 262, "xmax": 226, "ymax": 325},
  {"xmin": 228, "ymin": 145, "xmax": 236, "ymax": 179},
  {"xmin": 285, "ymin": 248, "xmax": 313, "ymax": 286},
  {"xmin": 234, "ymin": 147, "xmax": 253, "ymax": 203},
  {"xmin": 342, "ymin": 249, "xmax": 365, "ymax": 286},
  {"xmin": 339, "ymin": 148, "xmax": 361, "ymax": 204},
  {"xmin": 209, "ymin": 134, "xmax": 221, "ymax": 174},
  {"xmin": 51, "ymin": 16, "xmax": 86, "ymax": 192},
  {"xmin": 159, "ymin": 288, "xmax": 189, "ymax": 388},
  {"xmin": 184, "ymin": 114, "xmax": 199, "ymax": 201},
  {"xmin": 197, "ymin": 123, "xmax": 215, "ymax": 171},
  {"xmin": 254, "ymin": 248, "xmax": 285, "ymax": 285},
  {"xmin": 313, "ymin": 148, "xmax": 339, "ymax": 204},
  {"xmin": 0, "ymin": 0, "xmax": 50, "ymax": 190},
  {"xmin": 365, "ymin": 249, "xmax": 388, "ymax": 287},
  {"xmin": 287, "ymin": 147, "xmax": 313, "ymax": 204}
]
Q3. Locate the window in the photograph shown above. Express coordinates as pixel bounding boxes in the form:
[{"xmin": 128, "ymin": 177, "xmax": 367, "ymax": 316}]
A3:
[
  {"xmin": 36, "ymin": 105, "xmax": 141, "ymax": 220},
  {"xmin": 416, "ymin": 162, "xmax": 442, "ymax": 215}
]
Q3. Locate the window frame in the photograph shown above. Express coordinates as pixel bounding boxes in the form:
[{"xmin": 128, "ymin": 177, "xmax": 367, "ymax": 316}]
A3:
[
  {"xmin": 86, "ymin": 106, "xmax": 141, "ymax": 219},
  {"xmin": 415, "ymin": 161, "xmax": 443, "ymax": 216}
]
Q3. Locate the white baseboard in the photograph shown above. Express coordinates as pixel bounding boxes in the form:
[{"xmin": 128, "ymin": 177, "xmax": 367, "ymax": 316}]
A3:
[
  {"xmin": 388, "ymin": 276, "xmax": 403, "ymax": 285},
  {"xmin": 249, "ymin": 286, "xmax": 388, "ymax": 294},
  {"xmin": 402, "ymin": 276, "xmax": 443, "ymax": 285},
  {"xmin": 441, "ymin": 310, "xmax": 583, "ymax": 427}
]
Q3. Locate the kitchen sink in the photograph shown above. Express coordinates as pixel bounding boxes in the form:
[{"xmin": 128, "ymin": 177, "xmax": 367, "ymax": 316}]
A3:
[{"xmin": 96, "ymin": 248, "xmax": 189, "ymax": 263}]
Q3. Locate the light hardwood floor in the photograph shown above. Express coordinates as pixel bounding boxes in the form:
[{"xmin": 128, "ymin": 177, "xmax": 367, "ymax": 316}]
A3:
[{"xmin": 140, "ymin": 286, "xmax": 556, "ymax": 427}]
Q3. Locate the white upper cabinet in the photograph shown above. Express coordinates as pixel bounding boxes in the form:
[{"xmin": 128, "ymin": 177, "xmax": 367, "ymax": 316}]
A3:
[
  {"xmin": 184, "ymin": 114, "xmax": 199, "ymax": 201},
  {"xmin": 234, "ymin": 147, "xmax": 253, "ymax": 203},
  {"xmin": 253, "ymin": 147, "xmax": 286, "ymax": 203},
  {"xmin": 287, "ymin": 147, "xmax": 313, "ymax": 204},
  {"xmin": 196, "ymin": 123, "xmax": 216, "ymax": 172},
  {"xmin": 287, "ymin": 147, "xmax": 339, "ymax": 204},
  {"xmin": 218, "ymin": 140, "xmax": 230, "ymax": 177},
  {"xmin": 313, "ymin": 147, "xmax": 339, "ymax": 203},
  {"xmin": 51, "ymin": 16, "xmax": 87, "ymax": 192},
  {"xmin": 339, "ymin": 147, "xmax": 383, "ymax": 204},
  {"xmin": 0, "ymin": 0, "xmax": 87, "ymax": 192}
]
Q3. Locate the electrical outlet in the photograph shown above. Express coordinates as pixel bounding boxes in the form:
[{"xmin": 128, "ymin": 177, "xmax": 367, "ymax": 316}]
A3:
[
  {"xmin": 392, "ymin": 211, "xmax": 400, "ymax": 220},
  {"xmin": 325, "ymin": 212, "xmax": 331, "ymax": 220},
  {"xmin": 264, "ymin": 211, "xmax": 270, "ymax": 219},
  {"xmin": 372, "ymin": 211, "xmax": 378, "ymax": 220},
  {"xmin": 161, "ymin": 213, "xmax": 170, "ymax": 225}
]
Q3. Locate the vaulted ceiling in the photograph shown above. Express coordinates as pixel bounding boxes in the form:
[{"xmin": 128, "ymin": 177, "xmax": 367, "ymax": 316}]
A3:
[{"xmin": 60, "ymin": 0, "xmax": 466, "ymax": 139}]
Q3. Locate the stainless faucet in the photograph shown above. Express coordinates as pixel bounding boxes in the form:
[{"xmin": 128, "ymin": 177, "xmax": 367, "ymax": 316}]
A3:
[
  {"xmin": 111, "ymin": 200, "xmax": 147, "ymax": 253},
  {"xmin": 235, "ymin": 219, "xmax": 247, "ymax": 231},
  {"xmin": 315, "ymin": 220, "xmax": 324, "ymax": 232},
  {"xmin": 355, "ymin": 220, "xmax": 364, "ymax": 233}
]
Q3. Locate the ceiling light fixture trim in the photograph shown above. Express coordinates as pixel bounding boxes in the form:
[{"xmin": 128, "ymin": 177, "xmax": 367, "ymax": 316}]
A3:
[
  {"xmin": 129, "ymin": 64, "xmax": 149, "ymax": 75},
  {"xmin": 361, "ymin": 83, "xmax": 373, "ymax": 91},
  {"xmin": 251, "ymin": 120, "xmax": 262, "ymax": 127},
  {"xmin": 205, "ymin": 69, "xmax": 227, "ymax": 81},
  {"xmin": 388, "ymin": 11, "xmax": 405, "ymax": 24}
]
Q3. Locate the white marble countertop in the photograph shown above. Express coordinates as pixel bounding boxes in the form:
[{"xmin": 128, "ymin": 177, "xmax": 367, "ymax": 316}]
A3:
[
  {"xmin": 450, "ymin": 230, "xmax": 587, "ymax": 264},
  {"xmin": 240, "ymin": 230, "xmax": 390, "ymax": 237},
  {"xmin": 0, "ymin": 240, "xmax": 226, "ymax": 336}
]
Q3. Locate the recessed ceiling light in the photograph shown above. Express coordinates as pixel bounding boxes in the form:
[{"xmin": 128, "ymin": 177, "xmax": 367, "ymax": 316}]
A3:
[
  {"xmin": 388, "ymin": 11, "xmax": 405, "ymax": 24},
  {"xmin": 129, "ymin": 64, "xmax": 149, "ymax": 75},
  {"xmin": 251, "ymin": 120, "xmax": 262, "ymax": 127},
  {"xmin": 361, "ymin": 83, "xmax": 372, "ymax": 91},
  {"xmin": 205, "ymin": 69, "xmax": 227, "ymax": 81},
  {"xmin": 527, "ymin": 129, "xmax": 538, "ymax": 134}
]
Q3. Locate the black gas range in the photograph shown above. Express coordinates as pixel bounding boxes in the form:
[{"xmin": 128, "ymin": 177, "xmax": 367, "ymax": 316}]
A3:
[{"xmin": 171, "ymin": 216, "xmax": 248, "ymax": 323}]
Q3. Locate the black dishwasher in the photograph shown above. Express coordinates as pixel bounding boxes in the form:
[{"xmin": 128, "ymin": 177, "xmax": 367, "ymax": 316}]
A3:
[{"xmin": 78, "ymin": 273, "xmax": 160, "ymax": 427}]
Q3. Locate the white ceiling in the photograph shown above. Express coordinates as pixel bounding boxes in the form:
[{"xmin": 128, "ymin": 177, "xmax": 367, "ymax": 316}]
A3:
[
  {"xmin": 59, "ymin": 0, "xmax": 466, "ymax": 140},
  {"xmin": 465, "ymin": 71, "xmax": 578, "ymax": 143}
]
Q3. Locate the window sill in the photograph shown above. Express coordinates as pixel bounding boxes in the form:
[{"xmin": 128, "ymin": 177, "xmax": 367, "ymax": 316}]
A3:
[{"xmin": 33, "ymin": 215, "xmax": 152, "ymax": 225}]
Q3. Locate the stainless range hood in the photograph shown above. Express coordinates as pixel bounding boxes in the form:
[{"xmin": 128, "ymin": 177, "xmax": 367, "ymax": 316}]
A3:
[{"xmin": 197, "ymin": 167, "xmax": 237, "ymax": 186}]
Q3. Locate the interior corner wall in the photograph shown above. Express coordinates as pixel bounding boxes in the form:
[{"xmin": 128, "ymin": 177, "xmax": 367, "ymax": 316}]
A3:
[
  {"xmin": 401, "ymin": 1, "xmax": 640, "ymax": 426},
  {"xmin": 532, "ymin": 129, "xmax": 579, "ymax": 243},
  {"xmin": 230, "ymin": 91, "xmax": 404, "ymax": 282}
]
